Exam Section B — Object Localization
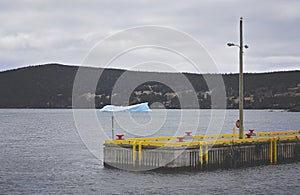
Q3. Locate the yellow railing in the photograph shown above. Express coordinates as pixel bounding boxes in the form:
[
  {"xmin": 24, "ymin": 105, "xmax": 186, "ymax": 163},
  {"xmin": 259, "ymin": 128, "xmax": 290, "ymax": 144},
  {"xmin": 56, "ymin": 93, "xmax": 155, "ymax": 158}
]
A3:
[
  {"xmin": 105, "ymin": 130, "xmax": 300, "ymax": 147},
  {"xmin": 105, "ymin": 135, "xmax": 299, "ymax": 147},
  {"xmin": 255, "ymin": 130, "xmax": 299, "ymax": 136}
]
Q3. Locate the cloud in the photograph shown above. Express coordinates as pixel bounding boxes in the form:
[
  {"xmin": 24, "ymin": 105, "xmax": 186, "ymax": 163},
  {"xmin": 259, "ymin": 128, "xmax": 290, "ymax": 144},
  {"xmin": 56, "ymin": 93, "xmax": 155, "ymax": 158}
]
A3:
[
  {"xmin": 0, "ymin": 0, "xmax": 299, "ymax": 72},
  {"xmin": 264, "ymin": 55, "xmax": 300, "ymax": 63}
]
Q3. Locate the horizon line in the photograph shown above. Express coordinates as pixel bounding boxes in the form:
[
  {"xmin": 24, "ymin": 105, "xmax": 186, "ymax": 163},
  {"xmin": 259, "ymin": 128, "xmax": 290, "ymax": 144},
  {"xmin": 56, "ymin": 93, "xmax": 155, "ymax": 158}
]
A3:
[{"xmin": 1, "ymin": 63, "xmax": 299, "ymax": 75}]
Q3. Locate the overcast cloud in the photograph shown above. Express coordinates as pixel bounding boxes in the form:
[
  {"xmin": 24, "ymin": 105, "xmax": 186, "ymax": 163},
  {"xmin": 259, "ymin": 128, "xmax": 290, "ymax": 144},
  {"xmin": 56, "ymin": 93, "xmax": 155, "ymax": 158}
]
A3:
[{"xmin": 0, "ymin": 0, "xmax": 300, "ymax": 73}]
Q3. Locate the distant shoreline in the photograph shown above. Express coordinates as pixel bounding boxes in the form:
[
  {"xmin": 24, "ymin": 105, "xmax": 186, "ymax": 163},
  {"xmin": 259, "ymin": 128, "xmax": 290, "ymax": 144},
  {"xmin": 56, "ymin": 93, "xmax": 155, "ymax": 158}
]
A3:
[{"xmin": 0, "ymin": 64, "xmax": 299, "ymax": 111}]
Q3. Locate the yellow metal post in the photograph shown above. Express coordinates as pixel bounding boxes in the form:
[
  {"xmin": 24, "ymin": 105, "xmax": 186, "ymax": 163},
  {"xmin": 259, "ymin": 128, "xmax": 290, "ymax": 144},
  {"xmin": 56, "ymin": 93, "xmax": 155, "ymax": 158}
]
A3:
[
  {"xmin": 269, "ymin": 139, "xmax": 273, "ymax": 164},
  {"xmin": 199, "ymin": 144, "xmax": 203, "ymax": 168},
  {"xmin": 273, "ymin": 138, "xmax": 277, "ymax": 164},
  {"xmin": 133, "ymin": 142, "xmax": 136, "ymax": 166},
  {"xmin": 138, "ymin": 141, "xmax": 142, "ymax": 164},
  {"xmin": 205, "ymin": 143, "xmax": 209, "ymax": 164}
]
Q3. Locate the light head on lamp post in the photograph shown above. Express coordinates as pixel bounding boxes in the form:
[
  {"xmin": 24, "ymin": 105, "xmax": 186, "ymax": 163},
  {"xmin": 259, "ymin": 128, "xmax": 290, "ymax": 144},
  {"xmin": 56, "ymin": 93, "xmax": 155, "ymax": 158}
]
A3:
[
  {"xmin": 227, "ymin": 43, "xmax": 236, "ymax": 47},
  {"xmin": 227, "ymin": 42, "xmax": 249, "ymax": 49}
]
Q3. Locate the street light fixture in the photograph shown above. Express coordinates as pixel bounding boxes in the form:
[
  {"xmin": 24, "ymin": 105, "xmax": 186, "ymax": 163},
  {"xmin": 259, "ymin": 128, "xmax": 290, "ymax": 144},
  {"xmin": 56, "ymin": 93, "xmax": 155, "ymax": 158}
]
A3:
[
  {"xmin": 227, "ymin": 17, "xmax": 248, "ymax": 139},
  {"xmin": 227, "ymin": 43, "xmax": 249, "ymax": 48},
  {"xmin": 227, "ymin": 43, "xmax": 236, "ymax": 47}
]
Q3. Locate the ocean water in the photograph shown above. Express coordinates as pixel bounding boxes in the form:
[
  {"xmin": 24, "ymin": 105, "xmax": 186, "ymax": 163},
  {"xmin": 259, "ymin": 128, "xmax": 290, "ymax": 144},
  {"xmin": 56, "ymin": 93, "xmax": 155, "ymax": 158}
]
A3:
[{"xmin": 0, "ymin": 109, "xmax": 299, "ymax": 194}]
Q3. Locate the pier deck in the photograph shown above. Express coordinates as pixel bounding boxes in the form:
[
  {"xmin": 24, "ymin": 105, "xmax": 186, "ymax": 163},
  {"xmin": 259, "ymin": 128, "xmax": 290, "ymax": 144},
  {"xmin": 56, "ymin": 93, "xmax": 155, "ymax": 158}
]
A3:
[{"xmin": 103, "ymin": 130, "xmax": 300, "ymax": 171}]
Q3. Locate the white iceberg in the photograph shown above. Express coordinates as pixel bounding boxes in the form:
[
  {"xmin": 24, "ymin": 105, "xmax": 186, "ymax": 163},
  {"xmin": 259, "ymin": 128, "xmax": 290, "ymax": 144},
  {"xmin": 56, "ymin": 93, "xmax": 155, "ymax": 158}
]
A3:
[{"xmin": 99, "ymin": 102, "xmax": 151, "ymax": 112}]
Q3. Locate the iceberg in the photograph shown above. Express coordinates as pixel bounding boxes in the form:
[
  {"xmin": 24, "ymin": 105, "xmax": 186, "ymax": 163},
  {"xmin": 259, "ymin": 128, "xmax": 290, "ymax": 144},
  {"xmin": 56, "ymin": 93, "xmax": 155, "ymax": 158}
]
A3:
[{"xmin": 99, "ymin": 102, "xmax": 151, "ymax": 112}]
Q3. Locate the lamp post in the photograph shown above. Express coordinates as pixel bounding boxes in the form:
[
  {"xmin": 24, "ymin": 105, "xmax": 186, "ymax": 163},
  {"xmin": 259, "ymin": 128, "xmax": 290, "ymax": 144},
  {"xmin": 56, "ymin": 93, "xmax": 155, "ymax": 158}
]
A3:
[{"xmin": 227, "ymin": 17, "xmax": 248, "ymax": 139}]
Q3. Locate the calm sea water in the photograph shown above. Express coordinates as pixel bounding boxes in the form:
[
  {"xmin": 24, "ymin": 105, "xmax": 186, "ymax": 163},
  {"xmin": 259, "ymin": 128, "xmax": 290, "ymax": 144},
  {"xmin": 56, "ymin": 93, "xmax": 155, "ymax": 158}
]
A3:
[{"xmin": 0, "ymin": 109, "xmax": 299, "ymax": 194}]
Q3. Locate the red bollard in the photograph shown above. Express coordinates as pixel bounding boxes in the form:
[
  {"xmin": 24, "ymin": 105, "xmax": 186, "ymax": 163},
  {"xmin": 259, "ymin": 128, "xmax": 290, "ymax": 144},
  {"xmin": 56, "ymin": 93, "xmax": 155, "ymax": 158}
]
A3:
[
  {"xmin": 249, "ymin": 129, "xmax": 255, "ymax": 134},
  {"xmin": 116, "ymin": 134, "xmax": 124, "ymax": 140},
  {"xmin": 177, "ymin": 137, "xmax": 184, "ymax": 142},
  {"xmin": 185, "ymin": 132, "xmax": 192, "ymax": 136},
  {"xmin": 246, "ymin": 129, "xmax": 255, "ymax": 138}
]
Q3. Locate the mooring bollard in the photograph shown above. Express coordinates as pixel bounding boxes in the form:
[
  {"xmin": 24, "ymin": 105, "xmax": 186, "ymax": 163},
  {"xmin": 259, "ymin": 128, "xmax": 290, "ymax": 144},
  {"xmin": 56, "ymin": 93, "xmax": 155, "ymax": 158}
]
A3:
[
  {"xmin": 116, "ymin": 134, "xmax": 124, "ymax": 140},
  {"xmin": 177, "ymin": 137, "xmax": 184, "ymax": 142},
  {"xmin": 249, "ymin": 129, "xmax": 256, "ymax": 136},
  {"xmin": 184, "ymin": 131, "xmax": 193, "ymax": 140},
  {"xmin": 246, "ymin": 129, "xmax": 255, "ymax": 138}
]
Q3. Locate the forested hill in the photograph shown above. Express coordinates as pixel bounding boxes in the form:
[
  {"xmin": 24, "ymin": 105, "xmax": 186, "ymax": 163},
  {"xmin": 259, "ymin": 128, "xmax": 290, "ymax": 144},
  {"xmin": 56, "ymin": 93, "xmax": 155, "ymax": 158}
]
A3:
[{"xmin": 0, "ymin": 64, "xmax": 299, "ymax": 110}]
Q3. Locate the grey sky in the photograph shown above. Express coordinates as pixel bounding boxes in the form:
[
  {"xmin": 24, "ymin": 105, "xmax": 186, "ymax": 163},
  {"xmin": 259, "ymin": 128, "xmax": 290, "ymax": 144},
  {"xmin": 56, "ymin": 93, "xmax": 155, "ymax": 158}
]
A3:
[{"xmin": 0, "ymin": 0, "xmax": 300, "ymax": 73}]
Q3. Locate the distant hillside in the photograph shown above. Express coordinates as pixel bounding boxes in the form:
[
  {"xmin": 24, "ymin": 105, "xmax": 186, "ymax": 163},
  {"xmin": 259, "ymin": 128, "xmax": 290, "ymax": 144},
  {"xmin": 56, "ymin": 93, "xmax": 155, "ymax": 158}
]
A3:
[{"xmin": 0, "ymin": 64, "xmax": 299, "ymax": 110}]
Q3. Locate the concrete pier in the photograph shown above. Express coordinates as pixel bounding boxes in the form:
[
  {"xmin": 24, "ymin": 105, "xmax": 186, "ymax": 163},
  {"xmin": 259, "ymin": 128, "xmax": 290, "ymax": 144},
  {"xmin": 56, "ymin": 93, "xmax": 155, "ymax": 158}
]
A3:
[{"xmin": 103, "ymin": 130, "xmax": 300, "ymax": 171}]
